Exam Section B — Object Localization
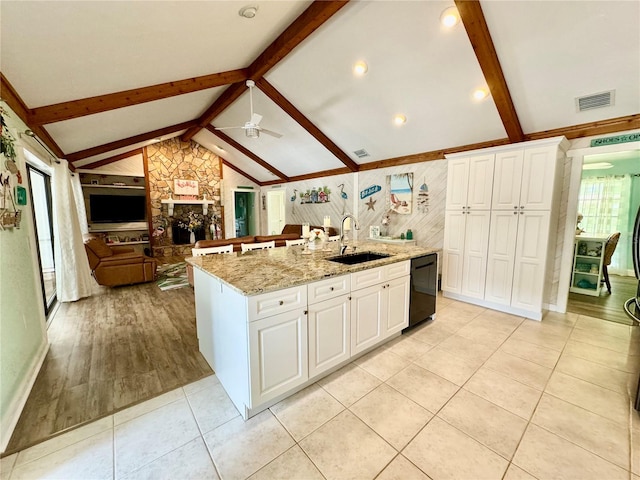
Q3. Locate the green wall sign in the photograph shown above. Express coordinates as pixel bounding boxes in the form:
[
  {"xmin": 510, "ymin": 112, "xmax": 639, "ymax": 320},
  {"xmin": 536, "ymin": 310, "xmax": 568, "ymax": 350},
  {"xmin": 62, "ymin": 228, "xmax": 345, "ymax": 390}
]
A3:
[{"xmin": 590, "ymin": 133, "xmax": 640, "ymax": 147}]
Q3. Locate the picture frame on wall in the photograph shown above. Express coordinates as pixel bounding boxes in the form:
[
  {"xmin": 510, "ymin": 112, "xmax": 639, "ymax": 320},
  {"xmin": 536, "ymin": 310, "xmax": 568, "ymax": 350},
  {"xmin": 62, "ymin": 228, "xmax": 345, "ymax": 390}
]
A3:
[
  {"xmin": 370, "ymin": 225, "xmax": 381, "ymax": 238},
  {"xmin": 174, "ymin": 179, "xmax": 198, "ymax": 196}
]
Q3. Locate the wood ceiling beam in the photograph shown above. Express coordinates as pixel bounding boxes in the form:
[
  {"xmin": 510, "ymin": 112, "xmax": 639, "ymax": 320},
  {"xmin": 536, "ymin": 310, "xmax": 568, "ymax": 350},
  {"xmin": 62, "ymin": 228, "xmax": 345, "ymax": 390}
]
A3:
[
  {"xmin": 1, "ymin": 73, "xmax": 66, "ymax": 159},
  {"xmin": 67, "ymin": 120, "xmax": 197, "ymax": 163},
  {"xmin": 76, "ymin": 148, "xmax": 144, "ymax": 170},
  {"xmin": 261, "ymin": 167, "xmax": 352, "ymax": 186},
  {"xmin": 455, "ymin": 0, "xmax": 524, "ymax": 143},
  {"xmin": 256, "ymin": 79, "xmax": 359, "ymax": 172},
  {"xmin": 29, "ymin": 69, "xmax": 248, "ymax": 126},
  {"xmin": 221, "ymin": 159, "xmax": 263, "ymax": 186},
  {"xmin": 206, "ymin": 125, "xmax": 289, "ymax": 181},
  {"xmin": 524, "ymin": 114, "xmax": 640, "ymax": 141},
  {"xmin": 182, "ymin": 1, "xmax": 350, "ymax": 141}
]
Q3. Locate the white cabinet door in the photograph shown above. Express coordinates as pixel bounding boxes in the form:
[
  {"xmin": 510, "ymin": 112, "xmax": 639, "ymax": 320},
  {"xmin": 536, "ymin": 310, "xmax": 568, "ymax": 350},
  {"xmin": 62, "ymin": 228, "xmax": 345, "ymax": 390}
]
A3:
[
  {"xmin": 492, "ymin": 150, "xmax": 524, "ymax": 210},
  {"xmin": 308, "ymin": 294, "xmax": 350, "ymax": 378},
  {"xmin": 446, "ymin": 155, "xmax": 494, "ymax": 210},
  {"xmin": 511, "ymin": 211, "xmax": 551, "ymax": 311},
  {"xmin": 384, "ymin": 276, "xmax": 410, "ymax": 337},
  {"xmin": 446, "ymin": 157, "xmax": 470, "ymax": 210},
  {"xmin": 442, "ymin": 211, "xmax": 466, "ymax": 294},
  {"xmin": 249, "ymin": 308, "xmax": 308, "ymax": 406},
  {"xmin": 485, "ymin": 211, "xmax": 519, "ymax": 305},
  {"xmin": 520, "ymin": 146, "xmax": 557, "ymax": 210},
  {"xmin": 467, "ymin": 154, "xmax": 495, "ymax": 210},
  {"xmin": 461, "ymin": 210, "xmax": 491, "ymax": 299},
  {"xmin": 351, "ymin": 283, "xmax": 385, "ymax": 355}
]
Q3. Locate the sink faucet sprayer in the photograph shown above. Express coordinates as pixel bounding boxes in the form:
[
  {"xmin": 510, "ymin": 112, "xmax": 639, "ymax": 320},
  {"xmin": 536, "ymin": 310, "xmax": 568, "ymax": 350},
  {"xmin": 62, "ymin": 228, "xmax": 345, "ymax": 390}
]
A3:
[{"xmin": 340, "ymin": 214, "xmax": 359, "ymax": 254}]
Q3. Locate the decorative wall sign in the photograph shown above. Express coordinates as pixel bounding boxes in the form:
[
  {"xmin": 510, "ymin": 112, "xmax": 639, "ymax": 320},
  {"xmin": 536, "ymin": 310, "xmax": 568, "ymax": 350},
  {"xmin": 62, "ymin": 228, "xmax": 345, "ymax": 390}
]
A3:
[
  {"xmin": 360, "ymin": 185, "xmax": 381, "ymax": 199},
  {"xmin": 300, "ymin": 186, "xmax": 331, "ymax": 204},
  {"xmin": 174, "ymin": 179, "xmax": 198, "ymax": 196},
  {"xmin": 590, "ymin": 133, "xmax": 640, "ymax": 147},
  {"xmin": 388, "ymin": 173, "xmax": 413, "ymax": 215},
  {"xmin": 417, "ymin": 178, "xmax": 429, "ymax": 213},
  {"xmin": 15, "ymin": 185, "xmax": 27, "ymax": 205}
]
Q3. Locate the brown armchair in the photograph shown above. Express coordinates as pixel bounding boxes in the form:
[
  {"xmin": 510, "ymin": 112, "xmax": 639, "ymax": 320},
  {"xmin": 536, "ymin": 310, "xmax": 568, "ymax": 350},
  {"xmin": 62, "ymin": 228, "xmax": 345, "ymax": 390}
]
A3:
[{"xmin": 84, "ymin": 236, "xmax": 157, "ymax": 287}]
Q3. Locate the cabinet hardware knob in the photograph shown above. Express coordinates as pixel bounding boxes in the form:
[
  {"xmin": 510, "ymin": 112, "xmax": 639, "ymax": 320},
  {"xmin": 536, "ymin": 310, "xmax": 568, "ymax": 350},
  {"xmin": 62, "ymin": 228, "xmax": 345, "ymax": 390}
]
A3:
[
  {"xmin": 513, "ymin": 211, "xmax": 518, "ymax": 215},
  {"xmin": 279, "ymin": 300, "xmax": 284, "ymax": 305},
  {"xmin": 520, "ymin": 206, "xmax": 524, "ymax": 209},
  {"xmin": 514, "ymin": 206, "xmax": 518, "ymax": 209},
  {"xmin": 348, "ymin": 296, "xmax": 351, "ymax": 300},
  {"xmin": 304, "ymin": 310, "xmax": 308, "ymax": 315},
  {"xmin": 330, "ymin": 287, "xmax": 334, "ymax": 291},
  {"xmin": 520, "ymin": 211, "xmax": 524, "ymax": 215}
]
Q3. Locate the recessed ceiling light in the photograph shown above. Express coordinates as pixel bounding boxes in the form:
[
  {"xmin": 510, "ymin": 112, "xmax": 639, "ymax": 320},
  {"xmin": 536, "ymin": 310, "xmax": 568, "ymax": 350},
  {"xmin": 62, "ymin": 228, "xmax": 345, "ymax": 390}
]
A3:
[
  {"xmin": 583, "ymin": 162, "xmax": 613, "ymax": 170},
  {"xmin": 440, "ymin": 6, "xmax": 460, "ymax": 27},
  {"xmin": 215, "ymin": 145, "xmax": 225, "ymax": 152},
  {"xmin": 393, "ymin": 114, "xmax": 407, "ymax": 126},
  {"xmin": 239, "ymin": 5, "xmax": 258, "ymax": 19},
  {"xmin": 353, "ymin": 61, "xmax": 368, "ymax": 76},
  {"xmin": 473, "ymin": 88, "xmax": 489, "ymax": 101}
]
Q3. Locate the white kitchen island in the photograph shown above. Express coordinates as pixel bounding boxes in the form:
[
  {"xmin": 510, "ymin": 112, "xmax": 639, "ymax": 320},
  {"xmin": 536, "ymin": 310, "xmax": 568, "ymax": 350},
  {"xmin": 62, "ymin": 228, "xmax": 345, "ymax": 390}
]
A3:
[{"xmin": 187, "ymin": 241, "xmax": 436, "ymax": 419}]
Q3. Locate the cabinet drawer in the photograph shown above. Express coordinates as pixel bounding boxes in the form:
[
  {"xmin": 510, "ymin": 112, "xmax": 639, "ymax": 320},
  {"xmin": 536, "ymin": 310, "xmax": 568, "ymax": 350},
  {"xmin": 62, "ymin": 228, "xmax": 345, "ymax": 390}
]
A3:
[
  {"xmin": 308, "ymin": 275, "xmax": 350, "ymax": 304},
  {"xmin": 385, "ymin": 260, "xmax": 410, "ymax": 280},
  {"xmin": 351, "ymin": 266, "xmax": 385, "ymax": 290},
  {"xmin": 248, "ymin": 286, "xmax": 307, "ymax": 321}
]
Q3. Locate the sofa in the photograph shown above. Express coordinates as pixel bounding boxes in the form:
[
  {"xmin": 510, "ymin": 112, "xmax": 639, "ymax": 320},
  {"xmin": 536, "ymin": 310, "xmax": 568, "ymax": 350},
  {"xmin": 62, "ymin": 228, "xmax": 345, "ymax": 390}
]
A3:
[
  {"xmin": 84, "ymin": 236, "xmax": 158, "ymax": 287},
  {"xmin": 193, "ymin": 224, "xmax": 339, "ymax": 252}
]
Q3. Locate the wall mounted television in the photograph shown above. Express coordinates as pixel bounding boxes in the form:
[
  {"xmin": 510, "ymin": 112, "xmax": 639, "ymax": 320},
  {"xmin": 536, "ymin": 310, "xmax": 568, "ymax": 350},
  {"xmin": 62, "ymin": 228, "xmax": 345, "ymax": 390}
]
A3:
[{"xmin": 89, "ymin": 194, "xmax": 146, "ymax": 223}]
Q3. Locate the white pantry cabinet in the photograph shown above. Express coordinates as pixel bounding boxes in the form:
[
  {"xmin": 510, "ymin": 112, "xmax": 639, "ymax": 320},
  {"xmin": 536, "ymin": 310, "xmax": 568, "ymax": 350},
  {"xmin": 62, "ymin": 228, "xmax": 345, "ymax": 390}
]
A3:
[
  {"xmin": 442, "ymin": 210, "xmax": 491, "ymax": 298},
  {"xmin": 443, "ymin": 137, "xmax": 568, "ymax": 320},
  {"xmin": 445, "ymin": 154, "xmax": 495, "ymax": 211}
]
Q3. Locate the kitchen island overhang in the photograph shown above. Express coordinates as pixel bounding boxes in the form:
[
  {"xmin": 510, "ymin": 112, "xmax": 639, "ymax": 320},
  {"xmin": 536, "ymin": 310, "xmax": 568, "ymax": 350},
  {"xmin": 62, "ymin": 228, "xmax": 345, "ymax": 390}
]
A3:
[{"xmin": 187, "ymin": 241, "xmax": 438, "ymax": 419}]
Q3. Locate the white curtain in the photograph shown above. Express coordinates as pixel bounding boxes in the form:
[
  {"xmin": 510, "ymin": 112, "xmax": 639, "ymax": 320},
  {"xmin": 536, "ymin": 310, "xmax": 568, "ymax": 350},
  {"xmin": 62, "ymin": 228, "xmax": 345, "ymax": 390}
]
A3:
[
  {"xmin": 52, "ymin": 160, "xmax": 93, "ymax": 301},
  {"xmin": 578, "ymin": 174, "xmax": 632, "ymax": 274},
  {"xmin": 71, "ymin": 173, "xmax": 89, "ymax": 235}
]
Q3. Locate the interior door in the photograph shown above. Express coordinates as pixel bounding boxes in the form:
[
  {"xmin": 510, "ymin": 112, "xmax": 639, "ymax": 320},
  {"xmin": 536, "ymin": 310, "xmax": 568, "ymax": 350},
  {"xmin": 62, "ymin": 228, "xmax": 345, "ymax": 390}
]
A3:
[{"xmin": 267, "ymin": 190, "xmax": 285, "ymax": 235}]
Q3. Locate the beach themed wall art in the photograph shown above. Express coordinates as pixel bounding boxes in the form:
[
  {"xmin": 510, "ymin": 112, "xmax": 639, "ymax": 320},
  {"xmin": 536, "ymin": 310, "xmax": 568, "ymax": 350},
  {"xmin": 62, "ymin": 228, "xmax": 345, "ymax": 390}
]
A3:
[
  {"xmin": 418, "ymin": 178, "xmax": 429, "ymax": 213},
  {"xmin": 387, "ymin": 173, "xmax": 413, "ymax": 215}
]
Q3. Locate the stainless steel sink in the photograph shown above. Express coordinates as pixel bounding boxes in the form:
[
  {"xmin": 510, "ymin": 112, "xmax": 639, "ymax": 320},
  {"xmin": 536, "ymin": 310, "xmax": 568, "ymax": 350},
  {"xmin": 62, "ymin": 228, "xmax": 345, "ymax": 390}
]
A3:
[{"xmin": 326, "ymin": 251, "xmax": 392, "ymax": 265}]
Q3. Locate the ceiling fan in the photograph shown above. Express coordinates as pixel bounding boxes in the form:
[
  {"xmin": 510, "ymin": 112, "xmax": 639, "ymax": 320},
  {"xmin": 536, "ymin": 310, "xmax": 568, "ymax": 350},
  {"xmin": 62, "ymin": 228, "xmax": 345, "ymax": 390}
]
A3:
[{"xmin": 215, "ymin": 80, "xmax": 283, "ymax": 139}]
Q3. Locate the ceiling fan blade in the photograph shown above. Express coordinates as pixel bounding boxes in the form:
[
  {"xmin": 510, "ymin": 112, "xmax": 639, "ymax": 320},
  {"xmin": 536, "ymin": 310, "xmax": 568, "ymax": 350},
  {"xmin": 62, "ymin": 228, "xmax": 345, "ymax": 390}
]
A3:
[
  {"xmin": 214, "ymin": 126, "xmax": 244, "ymax": 131},
  {"xmin": 250, "ymin": 113, "xmax": 263, "ymax": 126},
  {"xmin": 259, "ymin": 128, "xmax": 283, "ymax": 139}
]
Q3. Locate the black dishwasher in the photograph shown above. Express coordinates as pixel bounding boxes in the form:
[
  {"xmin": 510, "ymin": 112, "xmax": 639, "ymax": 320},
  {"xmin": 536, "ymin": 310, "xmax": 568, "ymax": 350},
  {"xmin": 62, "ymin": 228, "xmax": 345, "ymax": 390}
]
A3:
[{"xmin": 406, "ymin": 253, "xmax": 437, "ymax": 330}]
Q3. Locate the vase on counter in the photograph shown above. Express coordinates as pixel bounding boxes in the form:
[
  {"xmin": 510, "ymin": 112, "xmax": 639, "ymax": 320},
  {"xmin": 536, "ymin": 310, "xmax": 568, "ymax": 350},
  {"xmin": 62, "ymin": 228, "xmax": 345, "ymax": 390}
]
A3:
[{"xmin": 190, "ymin": 230, "xmax": 196, "ymax": 244}]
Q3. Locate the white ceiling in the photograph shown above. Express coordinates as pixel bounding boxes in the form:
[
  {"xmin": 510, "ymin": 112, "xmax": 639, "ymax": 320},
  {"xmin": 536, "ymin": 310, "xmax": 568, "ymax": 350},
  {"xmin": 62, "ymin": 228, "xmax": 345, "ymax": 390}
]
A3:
[{"xmin": 1, "ymin": 1, "xmax": 638, "ymax": 182}]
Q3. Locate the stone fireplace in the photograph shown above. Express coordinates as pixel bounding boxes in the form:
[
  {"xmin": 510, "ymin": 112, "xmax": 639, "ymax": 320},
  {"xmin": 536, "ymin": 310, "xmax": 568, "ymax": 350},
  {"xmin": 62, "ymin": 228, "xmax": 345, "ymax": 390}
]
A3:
[{"xmin": 146, "ymin": 138, "xmax": 223, "ymax": 257}]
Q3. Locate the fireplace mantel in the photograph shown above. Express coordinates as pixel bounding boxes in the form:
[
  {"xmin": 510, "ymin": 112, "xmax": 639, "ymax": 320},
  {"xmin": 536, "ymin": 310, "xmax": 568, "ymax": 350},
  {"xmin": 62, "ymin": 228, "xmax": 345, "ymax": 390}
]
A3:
[{"xmin": 161, "ymin": 198, "xmax": 216, "ymax": 216}]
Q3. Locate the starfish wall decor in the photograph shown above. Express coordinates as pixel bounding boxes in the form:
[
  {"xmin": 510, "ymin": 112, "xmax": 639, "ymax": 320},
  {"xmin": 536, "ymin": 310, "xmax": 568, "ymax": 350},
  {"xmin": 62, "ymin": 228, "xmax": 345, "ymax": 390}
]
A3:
[{"xmin": 365, "ymin": 197, "xmax": 376, "ymax": 211}]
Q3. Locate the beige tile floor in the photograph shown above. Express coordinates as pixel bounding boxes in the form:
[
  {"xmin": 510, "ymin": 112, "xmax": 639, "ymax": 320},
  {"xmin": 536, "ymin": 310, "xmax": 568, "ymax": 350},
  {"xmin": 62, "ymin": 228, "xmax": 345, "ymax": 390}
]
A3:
[{"xmin": 2, "ymin": 294, "xmax": 639, "ymax": 480}]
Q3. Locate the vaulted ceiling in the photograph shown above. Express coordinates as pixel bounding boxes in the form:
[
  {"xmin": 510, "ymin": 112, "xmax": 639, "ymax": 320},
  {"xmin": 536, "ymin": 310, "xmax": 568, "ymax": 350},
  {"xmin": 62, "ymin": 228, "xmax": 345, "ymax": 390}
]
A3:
[{"xmin": 1, "ymin": 1, "xmax": 639, "ymax": 185}]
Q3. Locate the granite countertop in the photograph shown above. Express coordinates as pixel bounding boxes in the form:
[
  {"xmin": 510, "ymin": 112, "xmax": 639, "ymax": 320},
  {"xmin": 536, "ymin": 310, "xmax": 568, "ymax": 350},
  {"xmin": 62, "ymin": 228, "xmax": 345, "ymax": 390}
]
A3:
[{"xmin": 186, "ymin": 241, "xmax": 438, "ymax": 296}]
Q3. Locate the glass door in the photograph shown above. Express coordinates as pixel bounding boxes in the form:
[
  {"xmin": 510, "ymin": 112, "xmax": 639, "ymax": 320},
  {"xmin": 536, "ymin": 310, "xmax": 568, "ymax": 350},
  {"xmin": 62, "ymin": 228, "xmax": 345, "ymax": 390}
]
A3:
[{"xmin": 27, "ymin": 164, "xmax": 57, "ymax": 318}]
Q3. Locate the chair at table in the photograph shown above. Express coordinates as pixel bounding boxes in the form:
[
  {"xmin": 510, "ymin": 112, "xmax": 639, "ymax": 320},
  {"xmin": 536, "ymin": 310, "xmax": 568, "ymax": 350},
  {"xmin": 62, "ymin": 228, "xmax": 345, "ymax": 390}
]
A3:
[
  {"xmin": 285, "ymin": 238, "xmax": 306, "ymax": 247},
  {"xmin": 601, "ymin": 232, "xmax": 620, "ymax": 294},
  {"xmin": 241, "ymin": 241, "xmax": 275, "ymax": 252},
  {"xmin": 192, "ymin": 244, "xmax": 233, "ymax": 256}
]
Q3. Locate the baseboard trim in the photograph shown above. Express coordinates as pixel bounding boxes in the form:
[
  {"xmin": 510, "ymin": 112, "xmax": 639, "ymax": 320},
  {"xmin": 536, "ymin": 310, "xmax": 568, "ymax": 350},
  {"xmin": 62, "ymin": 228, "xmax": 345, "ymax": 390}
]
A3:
[
  {"xmin": 442, "ymin": 291, "xmax": 542, "ymax": 321},
  {"xmin": 1, "ymin": 340, "xmax": 50, "ymax": 453}
]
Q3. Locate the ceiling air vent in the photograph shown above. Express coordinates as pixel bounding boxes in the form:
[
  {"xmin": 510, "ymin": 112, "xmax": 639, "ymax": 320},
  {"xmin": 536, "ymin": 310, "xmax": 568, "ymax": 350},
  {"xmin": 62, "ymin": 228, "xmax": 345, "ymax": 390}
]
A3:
[
  {"xmin": 353, "ymin": 148, "xmax": 370, "ymax": 158},
  {"xmin": 576, "ymin": 90, "xmax": 615, "ymax": 112}
]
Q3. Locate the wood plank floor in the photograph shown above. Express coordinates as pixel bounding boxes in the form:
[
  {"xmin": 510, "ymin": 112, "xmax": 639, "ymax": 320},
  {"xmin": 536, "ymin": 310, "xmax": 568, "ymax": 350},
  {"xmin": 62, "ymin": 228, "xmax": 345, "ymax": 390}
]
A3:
[
  {"xmin": 6, "ymin": 258, "xmax": 212, "ymax": 454},
  {"xmin": 567, "ymin": 273, "xmax": 639, "ymax": 326}
]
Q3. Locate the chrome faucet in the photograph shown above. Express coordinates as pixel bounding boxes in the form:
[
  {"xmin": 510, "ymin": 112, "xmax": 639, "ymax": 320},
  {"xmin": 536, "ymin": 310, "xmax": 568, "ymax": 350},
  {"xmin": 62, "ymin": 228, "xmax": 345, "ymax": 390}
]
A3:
[{"xmin": 340, "ymin": 214, "xmax": 359, "ymax": 254}]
